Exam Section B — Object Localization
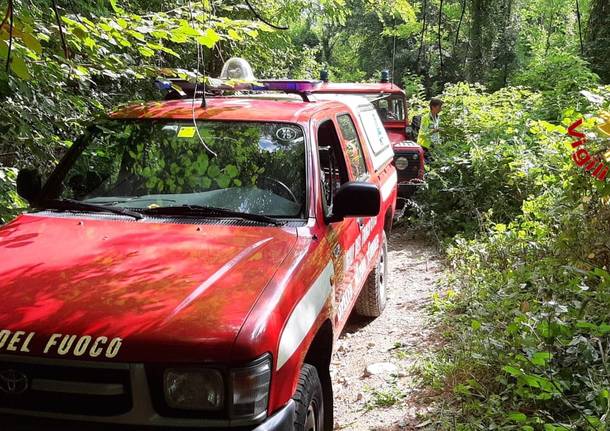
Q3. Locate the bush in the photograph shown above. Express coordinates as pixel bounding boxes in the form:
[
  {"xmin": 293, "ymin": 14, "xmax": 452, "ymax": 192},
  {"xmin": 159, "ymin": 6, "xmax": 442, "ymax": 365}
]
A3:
[
  {"xmin": 513, "ymin": 50, "xmax": 600, "ymax": 120},
  {"xmin": 415, "ymin": 84, "xmax": 610, "ymax": 430}
]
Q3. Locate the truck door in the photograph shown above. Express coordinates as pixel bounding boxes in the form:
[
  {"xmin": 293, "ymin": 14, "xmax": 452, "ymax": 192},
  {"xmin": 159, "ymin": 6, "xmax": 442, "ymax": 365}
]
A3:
[
  {"xmin": 335, "ymin": 113, "xmax": 381, "ymax": 321},
  {"xmin": 316, "ymin": 117, "xmax": 367, "ymax": 328}
]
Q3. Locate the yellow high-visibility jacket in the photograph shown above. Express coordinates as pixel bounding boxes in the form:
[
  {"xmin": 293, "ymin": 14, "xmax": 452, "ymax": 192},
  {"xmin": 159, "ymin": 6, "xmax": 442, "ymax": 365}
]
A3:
[{"xmin": 417, "ymin": 113, "xmax": 441, "ymax": 149}]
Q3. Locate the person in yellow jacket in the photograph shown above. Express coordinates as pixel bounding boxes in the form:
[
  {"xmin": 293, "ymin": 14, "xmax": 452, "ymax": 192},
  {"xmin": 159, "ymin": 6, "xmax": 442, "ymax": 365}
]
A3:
[{"xmin": 417, "ymin": 98, "xmax": 443, "ymax": 162}]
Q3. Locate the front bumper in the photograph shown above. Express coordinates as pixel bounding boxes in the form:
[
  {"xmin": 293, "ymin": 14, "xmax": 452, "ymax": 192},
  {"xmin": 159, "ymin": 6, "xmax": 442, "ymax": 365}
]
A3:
[
  {"xmin": 2, "ymin": 402, "xmax": 295, "ymax": 431},
  {"xmin": 253, "ymin": 401, "xmax": 295, "ymax": 431}
]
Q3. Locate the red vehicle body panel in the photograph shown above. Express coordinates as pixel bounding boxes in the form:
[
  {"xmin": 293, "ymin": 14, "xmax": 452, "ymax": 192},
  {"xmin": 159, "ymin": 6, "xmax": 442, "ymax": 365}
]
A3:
[
  {"xmin": 0, "ymin": 215, "xmax": 296, "ymax": 363},
  {"xmin": 0, "ymin": 96, "xmax": 397, "ymax": 428}
]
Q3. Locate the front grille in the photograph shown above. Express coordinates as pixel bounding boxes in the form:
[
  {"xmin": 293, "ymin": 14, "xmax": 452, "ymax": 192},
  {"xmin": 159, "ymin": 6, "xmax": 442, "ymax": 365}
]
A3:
[
  {"xmin": 394, "ymin": 152, "xmax": 421, "ymax": 182},
  {"xmin": 0, "ymin": 359, "xmax": 132, "ymax": 416}
]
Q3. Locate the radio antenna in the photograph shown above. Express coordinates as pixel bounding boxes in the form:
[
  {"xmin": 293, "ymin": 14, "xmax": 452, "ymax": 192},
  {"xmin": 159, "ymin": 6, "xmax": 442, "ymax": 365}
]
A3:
[
  {"xmin": 188, "ymin": 0, "xmax": 216, "ymax": 157},
  {"xmin": 391, "ymin": 16, "xmax": 397, "ymax": 85}
]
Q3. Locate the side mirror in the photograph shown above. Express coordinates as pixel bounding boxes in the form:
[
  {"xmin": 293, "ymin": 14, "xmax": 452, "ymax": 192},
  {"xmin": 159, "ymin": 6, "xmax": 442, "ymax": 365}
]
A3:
[
  {"xmin": 16, "ymin": 168, "xmax": 42, "ymax": 204},
  {"xmin": 328, "ymin": 182, "xmax": 381, "ymax": 223}
]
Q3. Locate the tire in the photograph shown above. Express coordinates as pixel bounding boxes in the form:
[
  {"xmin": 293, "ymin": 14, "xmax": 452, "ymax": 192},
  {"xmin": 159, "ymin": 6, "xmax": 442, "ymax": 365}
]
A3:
[
  {"xmin": 355, "ymin": 231, "xmax": 388, "ymax": 317},
  {"xmin": 293, "ymin": 364, "xmax": 324, "ymax": 431}
]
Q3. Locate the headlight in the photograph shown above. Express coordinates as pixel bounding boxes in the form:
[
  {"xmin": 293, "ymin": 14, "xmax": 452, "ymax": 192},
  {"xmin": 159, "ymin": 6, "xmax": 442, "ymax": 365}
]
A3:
[
  {"xmin": 230, "ymin": 356, "xmax": 271, "ymax": 419},
  {"xmin": 395, "ymin": 157, "xmax": 409, "ymax": 170},
  {"xmin": 164, "ymin": 369, "xmax": 224, "ymax": 411}
]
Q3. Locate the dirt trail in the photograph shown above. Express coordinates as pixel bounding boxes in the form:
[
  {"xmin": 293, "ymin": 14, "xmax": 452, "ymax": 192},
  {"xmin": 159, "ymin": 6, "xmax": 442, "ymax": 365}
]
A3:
[{"xmin": 331, "ymin": 228, "xmax": 443, "ymax": 431}]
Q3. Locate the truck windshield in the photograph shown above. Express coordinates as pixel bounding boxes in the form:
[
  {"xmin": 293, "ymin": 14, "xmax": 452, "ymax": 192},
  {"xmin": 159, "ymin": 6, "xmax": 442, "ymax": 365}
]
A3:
[
  {"xmin": 367, "ymin": 95, "xmax": 406, "ymax": 122},
  {"xmin": 45, "ymin": 120, "xmax": 306, "ymax": 218}
]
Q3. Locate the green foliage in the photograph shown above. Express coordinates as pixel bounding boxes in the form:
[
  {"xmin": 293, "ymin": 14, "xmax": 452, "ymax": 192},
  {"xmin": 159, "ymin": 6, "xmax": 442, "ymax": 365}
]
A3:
[
  {"xmin": 411, "ymin": 83, "xmax": 546, "ymax": 238},
  {"xmin": 365, "ymin": 380, "xmax": 407, "ymax": 409},
  {"xmin": 513, "ymin": 50, "xmax": 600, "ymax": 119},
  {"xmin": 0, "ymin": 0, "xmax": 269, "ymax": 222},
  {"xmin": 414, "ymin": 84, "xmax": 610, "ymax": 429},
  {"xmin": 0, "ymin": 167, "xmax": 25, "ymax": 224}
]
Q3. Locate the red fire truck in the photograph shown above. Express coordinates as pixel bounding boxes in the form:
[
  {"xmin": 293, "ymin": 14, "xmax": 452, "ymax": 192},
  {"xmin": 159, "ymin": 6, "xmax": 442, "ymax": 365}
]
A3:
[
  {"xmin": 0, "ymin": 64, "xmax": 397, "ymax": 431},
  {"xmin": 310, "ymin": 72, "xmax": 425, "ymax": 202}
]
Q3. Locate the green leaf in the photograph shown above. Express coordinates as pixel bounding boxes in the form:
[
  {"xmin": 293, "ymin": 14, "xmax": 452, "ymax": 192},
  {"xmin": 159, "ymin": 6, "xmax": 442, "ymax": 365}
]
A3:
[
  {"xmin": 207, "ymin": 165, "xmax": 220, "ymax": 178},
  {"xmin": 151, "ymin": 30, "xmax": 169, "ymax": 39},
  {"xmin": 138, "ymin": 46, "xmax": 155, "ymax": 57},
  {"xmin": 201, "ymin": 177, "xmax": 212, "ymax": 188},
  {"xmin": 227, "ymin": 29, "xmax": 242, "ymax": 41},
  {"xmin": 598, "ymin": 323, "xmax": 610, "ymax": 334},
  {"xmin": 471, "ymin": 319, "xmax": 481, "ymax": 330},
  {"xmin": 508, "ymin": 412, "xmax": 527, "ymax": 423},
  {"xmin": 20, "ymin": 32, "xmax": 42, "ymax": 55},
  {"xmin": 0, "ymin": 40, "xmax": 8, "ymax": 58},
  {"xmin": 197, "ymin": 29, "xmax": 221, "ymax": 48},
  {"xmin": 177, "ymin": 22, "xmax": 201, "ymax": 37},
  {"xmin": 83, "ymin": 37, "xmax": 96, "ymax": 49},
  {"xmin": 495, "ymin": 223, "xmax": 507, "ymax": 232},
  {"xmin": 170, "ymin": 31, "xmax": 188, "ymax": 43},
  {"xmin": 216, "ymin": 174, "xmax": 231, "ymax": 188},
  {"xmin": 10, "ymin": 54, "xmax": 30, "ymax": 80},
  {"xmin": 531, "ymin": 351, "xmax": 552, "ymax": 366},
  {"xmin": 502, "ymin": 366, "xmax": 522, "ymax": 377},
  {"xmin": 128, "ymin": 30, "xmax": 146, "ymax": 42},
  {"xmin": 225, "ymin": 165, "xmax": 239, "ymax": 178},
  {"xmin": 109, "ymin": 0, "xmax": 124, "ymax": 14}
]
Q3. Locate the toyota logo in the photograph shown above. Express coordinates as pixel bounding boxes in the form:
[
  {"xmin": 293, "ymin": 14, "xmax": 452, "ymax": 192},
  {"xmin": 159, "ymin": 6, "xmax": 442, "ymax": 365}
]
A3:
[{"xmin": 0, "ymin": 369, "xmax": 29, "ymax": 395}]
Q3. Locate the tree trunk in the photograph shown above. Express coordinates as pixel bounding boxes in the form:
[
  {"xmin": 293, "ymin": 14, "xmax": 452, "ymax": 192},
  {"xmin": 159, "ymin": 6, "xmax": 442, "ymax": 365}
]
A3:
[
  {"xmin": 502, "ymin": 0, "xmax": 514, "ymax": 86},
  {"xmin": 453, "ymin": 0, "xmax": 467, "ymax": 56},
  {"xmin": 438, "ymin": 0, "xmax": 444, "ymax": 78},
  {"xmin": 545, "ymin": 10, "xmax": 554, "ymax": 55},
  {"xmin": 585, "ymin": 0, "xmax": 610, "ymax": 83},
  {"xmin": 468, "ymin": 0, "xmax": 486, "ymax": 82},
  {"xmin": 417, "ymin": 0, "xmax": 428, "ymax": 67}
]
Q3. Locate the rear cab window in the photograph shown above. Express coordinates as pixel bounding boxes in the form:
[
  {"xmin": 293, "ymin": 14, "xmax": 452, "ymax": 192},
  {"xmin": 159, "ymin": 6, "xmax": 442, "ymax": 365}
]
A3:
[{"xmin": 337, "ymin": 114, "xmax": 368, "ymax": 180}]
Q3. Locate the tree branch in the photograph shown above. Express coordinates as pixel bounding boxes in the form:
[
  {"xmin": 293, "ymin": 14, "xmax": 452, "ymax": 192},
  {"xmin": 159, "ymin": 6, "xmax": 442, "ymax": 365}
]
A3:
[
  {"xmin": 244, "ymin": 0, "xmax": 288, "ymax": 30},
  {"xmin": 576, "ymin": 0, "xmax": 584, "ymax": 55},
  {"xmin": 453, "ymin": 0, "xmax": 467, "ymax": 57},
  {"xmin": 417, "ymin": 0, "xmax": 428, "ymax": 65},
  {"xmin": 5, "ymin": 0, "xmax": 13, "ymax": 74},
  {"xmin": 51, "ymin": 0, "xmax": 69, "ymax": 59},
  {"xmin": 0, "ymin": 1, "xmax": 10, "ymax": 29}
]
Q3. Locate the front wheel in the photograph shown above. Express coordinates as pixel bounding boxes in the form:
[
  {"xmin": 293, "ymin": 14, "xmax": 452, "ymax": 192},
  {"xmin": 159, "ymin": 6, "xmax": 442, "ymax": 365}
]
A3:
[
  {"xmin": 293, "ymin": 364, "xmax": 324, "ymax": 431},
  {"xmin": 355, "ymin": 231, "xmax": 388, "ymax": 317}
]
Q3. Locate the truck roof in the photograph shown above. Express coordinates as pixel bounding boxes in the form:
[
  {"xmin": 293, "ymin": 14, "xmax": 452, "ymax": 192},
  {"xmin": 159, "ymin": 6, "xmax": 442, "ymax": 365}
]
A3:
[
  {"xmin": 312, "ymin": 82, "xmax": 406, "ymax": 95},
  {"xmin": 110, "ymin": 97, "xmax": 347, "ymax": 123}
]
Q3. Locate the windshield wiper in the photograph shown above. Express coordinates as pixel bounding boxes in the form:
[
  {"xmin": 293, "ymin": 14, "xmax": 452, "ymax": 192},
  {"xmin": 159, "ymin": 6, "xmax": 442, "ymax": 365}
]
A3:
[
  {"xmin": 37, "ymin": 199, "xmax": 143, "ymax": 220},
  {"xmin": 141, "ymin": 205, "xmax": 284, "ymax": 226}
]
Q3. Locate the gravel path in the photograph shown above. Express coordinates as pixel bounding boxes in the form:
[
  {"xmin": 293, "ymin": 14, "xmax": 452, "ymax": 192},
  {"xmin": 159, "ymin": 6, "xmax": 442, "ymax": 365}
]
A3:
[{"xmin": 331, "ymin": 228, "xmax": 443, "ymax": 431}]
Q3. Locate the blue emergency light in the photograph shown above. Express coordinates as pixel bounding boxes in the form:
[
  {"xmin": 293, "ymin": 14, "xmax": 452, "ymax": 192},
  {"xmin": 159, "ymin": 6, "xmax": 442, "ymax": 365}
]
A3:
[{"xmin": 157, "ymin": 58, "xmax": 323, "ymax": 101}]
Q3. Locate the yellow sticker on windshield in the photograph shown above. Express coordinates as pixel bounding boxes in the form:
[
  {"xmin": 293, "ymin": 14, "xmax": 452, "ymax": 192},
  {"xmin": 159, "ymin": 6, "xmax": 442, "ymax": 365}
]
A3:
[{"xmin": 177, "ymin": 127, "xmax": 196, "ymax": 138}]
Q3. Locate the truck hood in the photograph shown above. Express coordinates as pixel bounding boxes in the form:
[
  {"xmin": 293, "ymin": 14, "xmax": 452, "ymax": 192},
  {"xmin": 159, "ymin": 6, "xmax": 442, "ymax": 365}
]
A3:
[
  {"xmin": 0, "ymin": 214, "xmax": 297, "ymax": 363},
  {"xmin": 387, "ymin": 130, "xmax": 409, "ymax": 145}
]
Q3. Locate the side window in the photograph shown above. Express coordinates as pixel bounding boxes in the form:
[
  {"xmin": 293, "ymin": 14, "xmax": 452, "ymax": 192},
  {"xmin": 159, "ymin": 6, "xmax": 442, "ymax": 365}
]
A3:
[
  {"xmin": 318, "ymin": 119, "xmax": 349, "ymax": 215},
  {"xmin": 337, "ymin": 114, "xmax": 368, "ymax": 180},
  {"xmin": 358, "ymin": 109, "xmax": 394, "ymax": 171}
]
